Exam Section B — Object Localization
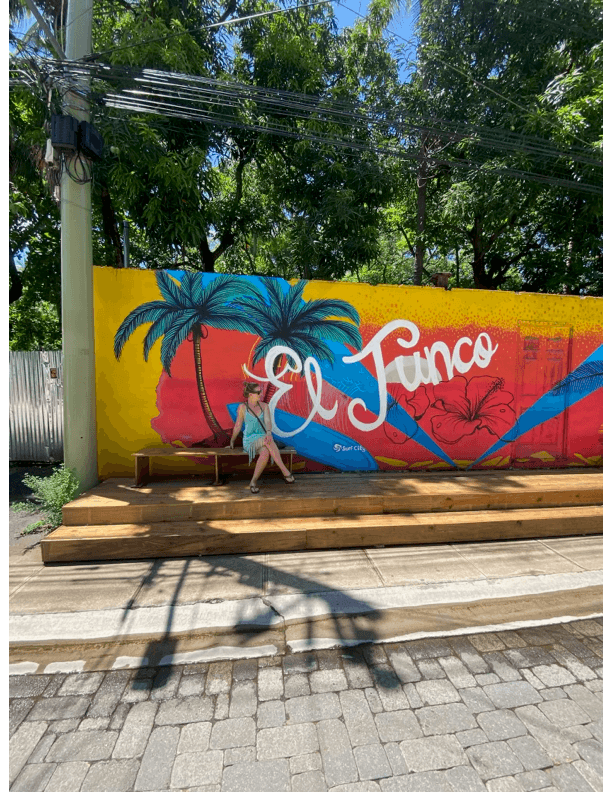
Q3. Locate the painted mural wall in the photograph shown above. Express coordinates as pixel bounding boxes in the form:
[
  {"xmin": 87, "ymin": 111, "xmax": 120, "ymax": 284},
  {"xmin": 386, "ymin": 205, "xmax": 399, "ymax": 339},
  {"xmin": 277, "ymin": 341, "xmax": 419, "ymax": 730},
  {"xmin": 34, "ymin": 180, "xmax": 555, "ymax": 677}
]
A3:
[{"xmin": 94, "ymin": 268, "xmax": 603, "ymax": 478}]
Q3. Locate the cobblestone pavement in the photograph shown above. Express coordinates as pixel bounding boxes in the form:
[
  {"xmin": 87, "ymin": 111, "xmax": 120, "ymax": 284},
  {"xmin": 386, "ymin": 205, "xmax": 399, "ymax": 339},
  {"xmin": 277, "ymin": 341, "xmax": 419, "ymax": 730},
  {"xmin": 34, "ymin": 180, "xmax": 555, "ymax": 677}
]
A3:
[{"xmin": 10, "ymin": 619, "xmax": 603, "ymax": 792}]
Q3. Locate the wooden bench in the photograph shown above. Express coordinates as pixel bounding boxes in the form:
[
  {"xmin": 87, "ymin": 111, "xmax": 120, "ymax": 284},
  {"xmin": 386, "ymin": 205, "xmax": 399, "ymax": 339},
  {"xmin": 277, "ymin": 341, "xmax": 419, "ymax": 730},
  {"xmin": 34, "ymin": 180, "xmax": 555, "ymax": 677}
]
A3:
[{"xmin": 132, "ymin": 446, "xmax": 296, "ymax": 487}]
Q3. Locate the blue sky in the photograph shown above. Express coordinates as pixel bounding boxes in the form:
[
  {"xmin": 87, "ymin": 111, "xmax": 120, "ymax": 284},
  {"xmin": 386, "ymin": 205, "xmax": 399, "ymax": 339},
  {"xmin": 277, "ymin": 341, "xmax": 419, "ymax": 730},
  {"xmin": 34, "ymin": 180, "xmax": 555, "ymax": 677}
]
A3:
[{"xmin": 333, "ymin": 0, "xmax": 419, "ymax": 75}]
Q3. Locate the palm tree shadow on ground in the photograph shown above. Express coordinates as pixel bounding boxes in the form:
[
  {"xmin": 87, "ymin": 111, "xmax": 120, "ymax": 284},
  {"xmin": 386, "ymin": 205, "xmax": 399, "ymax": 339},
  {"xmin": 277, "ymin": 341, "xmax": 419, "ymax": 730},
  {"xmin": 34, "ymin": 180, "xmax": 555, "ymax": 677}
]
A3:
[{"xmin": 127, "ymin": 553, "xmax": 399, "ymax": 691}]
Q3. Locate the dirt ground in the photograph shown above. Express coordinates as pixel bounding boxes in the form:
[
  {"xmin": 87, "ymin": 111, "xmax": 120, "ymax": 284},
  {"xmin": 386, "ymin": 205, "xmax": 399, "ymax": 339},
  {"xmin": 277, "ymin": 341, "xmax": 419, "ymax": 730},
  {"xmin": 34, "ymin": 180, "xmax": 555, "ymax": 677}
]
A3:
[{"xmin": 9, "ymin": 463, "xmax": 59, "ymax": 549}]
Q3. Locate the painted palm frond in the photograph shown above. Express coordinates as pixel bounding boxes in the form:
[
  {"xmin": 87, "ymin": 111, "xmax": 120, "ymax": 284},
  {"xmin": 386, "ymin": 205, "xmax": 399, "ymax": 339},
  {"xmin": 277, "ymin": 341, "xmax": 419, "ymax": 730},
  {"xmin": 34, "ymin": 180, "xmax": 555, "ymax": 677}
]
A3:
[
  {"xmin": 178, "ymin": 271, "xmax": 205, "ymax": 306},
  {"xmin": 202, "ymin": 273, "xmax": 261, "ymax": 307},
  {"xmin": 307, "ymin": 319, "xmax": 363, "ymax": 348},
  {"xmin": 156, "ymin": 270, "xmax": 191, "ymax": 308},
  {"xmin": 261, "ymin": 277, "xmax": 292, "ymax": 312},
  {"xmin": 250, "ymin": 278, "xmax": 362, "ymax": 370},
  {"xmin": 252, "ymin": 332, "xmax": 336, "ymax": 367},
  {"xmin": 205, "ymin": 306, "xmax": 262, "ymax": 335},
  {"xmin": 296, "ymin": 298, "xmax": 360, "ymax": 325},
  {"xmin": 284, "ymin": 280, "xmax": 309, "ymax": 323},
  {"xmin": 551, "ymin": 361, "xmax": 603, "ymax": 396},
  {"xmin": 159, "ymin": 312, "xmax": 201, "ymax": 374},
  {"xmin": 288, "ymin": 333, "xmax": 338, "ymax": 364},
  {"xmin": 232, "ymin": 299, "xmax": 278, "ymax": 335},
  {"xmin": 114, "ymin": 301, "xmax": 175, "ymax": 360},
  {"xmin": 141, "ymin": 309, "xmax": 196, "ymax": 361}
]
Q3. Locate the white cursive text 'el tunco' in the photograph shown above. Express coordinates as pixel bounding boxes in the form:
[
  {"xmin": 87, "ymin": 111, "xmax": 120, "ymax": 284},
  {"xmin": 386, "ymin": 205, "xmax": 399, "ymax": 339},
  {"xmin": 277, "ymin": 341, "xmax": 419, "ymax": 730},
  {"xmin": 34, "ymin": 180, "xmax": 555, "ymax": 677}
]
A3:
[{"xmin": 242, "ymin": 319, "xmax": 498, "ymax": 437}]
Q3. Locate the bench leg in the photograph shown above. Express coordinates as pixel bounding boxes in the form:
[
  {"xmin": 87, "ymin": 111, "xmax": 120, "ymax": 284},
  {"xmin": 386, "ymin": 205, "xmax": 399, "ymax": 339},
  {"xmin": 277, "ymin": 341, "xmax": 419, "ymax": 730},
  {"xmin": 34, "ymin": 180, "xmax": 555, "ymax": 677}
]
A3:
[
  {"xmin": 134, "ymin": 457, "xmax": 150, "ymax": 487},
  {"xmin": 211, "ymin": 455, "xmax": 225, "ymax": 486}
]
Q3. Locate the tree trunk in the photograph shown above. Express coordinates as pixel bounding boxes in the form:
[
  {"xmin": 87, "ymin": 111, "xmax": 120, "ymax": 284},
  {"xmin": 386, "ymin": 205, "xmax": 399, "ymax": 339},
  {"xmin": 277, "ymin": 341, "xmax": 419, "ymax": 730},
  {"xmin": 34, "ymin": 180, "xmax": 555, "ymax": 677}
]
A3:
[
  {"xmin": 192, "ymin": 326, "xmax": 229, "ymax": 443},
  {"xmin": 414, "ymin": 136, "xmax": 428, "ymax": 286},
  {"xmin": 197, "ymin": 154, "xmax": 249, "ymax": 273},
  {"xmin": 198, "ymin": 239, "xmax": 216, "ymax": 273},
  {"xmin": 99, "ymin": 184, "xmax": 124, "ymax": 267},
  {"xmin": 468, "ymin": 214, "xmax": 491, "ymax": 289},
  {"xmin": 9, "ymin": 249, "xmax": 23, "ymax": 303}
]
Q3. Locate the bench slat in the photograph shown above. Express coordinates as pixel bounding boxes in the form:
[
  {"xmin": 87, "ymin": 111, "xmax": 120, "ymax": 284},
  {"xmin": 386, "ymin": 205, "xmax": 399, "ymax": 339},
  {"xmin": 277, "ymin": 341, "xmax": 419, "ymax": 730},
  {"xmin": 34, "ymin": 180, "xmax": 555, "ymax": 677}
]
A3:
[
  {"xmin": 133, "ymin": 447, "xmax": 295, "ymax": 457},
  {"xmin": 132, "ymin": 446, "xmax": 295, "ymax": 486}
]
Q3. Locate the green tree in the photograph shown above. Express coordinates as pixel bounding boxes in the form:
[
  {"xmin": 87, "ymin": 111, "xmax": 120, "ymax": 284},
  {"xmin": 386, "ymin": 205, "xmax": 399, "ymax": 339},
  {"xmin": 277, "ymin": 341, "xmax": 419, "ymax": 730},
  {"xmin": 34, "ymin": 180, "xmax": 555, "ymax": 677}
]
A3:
[
  {"xmin": 9, "ymin": 79, "xmax": 63, "ymax": 349},
  {"xmin": 410, "ymin": 0, "xmax": 602, "ymax": 292}
]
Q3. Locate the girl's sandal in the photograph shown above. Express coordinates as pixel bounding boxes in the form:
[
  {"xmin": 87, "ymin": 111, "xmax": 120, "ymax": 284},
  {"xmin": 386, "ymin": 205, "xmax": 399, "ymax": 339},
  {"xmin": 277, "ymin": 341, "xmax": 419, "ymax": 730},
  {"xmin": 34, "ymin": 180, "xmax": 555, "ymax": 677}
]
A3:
[
  {"xmin": 284, "ymin": 475, "xmax": 295, "ymax": 484},
  {"xmin": 250, "ymin": 483, "xmax": 260, "ymax": 494}
]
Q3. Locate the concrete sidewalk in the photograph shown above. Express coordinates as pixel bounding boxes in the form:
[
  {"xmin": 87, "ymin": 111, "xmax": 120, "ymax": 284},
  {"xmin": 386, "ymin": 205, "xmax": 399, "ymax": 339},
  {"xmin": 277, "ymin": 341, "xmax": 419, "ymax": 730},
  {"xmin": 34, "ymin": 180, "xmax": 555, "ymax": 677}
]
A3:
[{"xmin": 9, "ymin": 534, "xmax": 602, "ymax": 675}]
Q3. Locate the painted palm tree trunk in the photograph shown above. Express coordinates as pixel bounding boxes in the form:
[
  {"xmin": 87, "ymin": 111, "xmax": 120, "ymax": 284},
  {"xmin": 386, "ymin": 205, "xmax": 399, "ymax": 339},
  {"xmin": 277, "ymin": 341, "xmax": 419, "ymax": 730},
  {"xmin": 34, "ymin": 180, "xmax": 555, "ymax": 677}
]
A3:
[{"xmin": 192, "ymin": 325, "xmax": 229, "ymax": 442}]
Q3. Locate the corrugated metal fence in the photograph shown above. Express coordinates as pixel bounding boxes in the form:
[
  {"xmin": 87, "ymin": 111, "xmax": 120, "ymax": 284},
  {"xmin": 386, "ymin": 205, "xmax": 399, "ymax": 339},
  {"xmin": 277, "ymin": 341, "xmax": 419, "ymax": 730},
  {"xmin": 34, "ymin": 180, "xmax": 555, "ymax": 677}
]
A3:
[{"xmin": 9, "ymin": 351, "xmax": 64, "ymax": 462}]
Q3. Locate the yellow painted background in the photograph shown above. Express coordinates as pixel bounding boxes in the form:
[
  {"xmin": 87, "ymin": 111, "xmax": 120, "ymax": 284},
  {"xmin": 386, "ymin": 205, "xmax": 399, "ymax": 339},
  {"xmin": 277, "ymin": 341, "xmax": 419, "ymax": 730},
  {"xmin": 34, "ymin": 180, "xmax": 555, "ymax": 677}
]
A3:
[{"xmin": 94, "ymin": 268, "xmax": 602, "ymax": 478}]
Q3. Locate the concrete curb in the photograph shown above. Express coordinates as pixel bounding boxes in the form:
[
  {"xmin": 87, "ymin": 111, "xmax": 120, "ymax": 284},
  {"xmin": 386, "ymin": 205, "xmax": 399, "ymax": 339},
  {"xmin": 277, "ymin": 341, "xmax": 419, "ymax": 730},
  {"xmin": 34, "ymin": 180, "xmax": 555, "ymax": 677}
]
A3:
[{"xmin": 9, "ymin": 570, "xmax": 602, "ymax": 674}]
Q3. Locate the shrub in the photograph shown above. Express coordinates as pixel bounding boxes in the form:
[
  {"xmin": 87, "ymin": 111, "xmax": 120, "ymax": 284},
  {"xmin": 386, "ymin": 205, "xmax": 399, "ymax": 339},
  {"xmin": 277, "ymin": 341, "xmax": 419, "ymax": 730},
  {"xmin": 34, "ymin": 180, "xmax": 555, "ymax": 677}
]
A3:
[{"xmin": 22, "ymin": 464, "xmax": 80, "ymax": 531}]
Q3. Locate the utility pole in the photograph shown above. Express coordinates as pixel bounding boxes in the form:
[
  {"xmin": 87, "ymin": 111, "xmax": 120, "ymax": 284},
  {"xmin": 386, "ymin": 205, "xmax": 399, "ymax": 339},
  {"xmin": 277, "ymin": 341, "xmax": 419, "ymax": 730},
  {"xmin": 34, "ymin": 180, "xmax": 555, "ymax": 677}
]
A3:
[{"xmin": 60, "ymin": 0, "xmax": 98, "ymax": 492}]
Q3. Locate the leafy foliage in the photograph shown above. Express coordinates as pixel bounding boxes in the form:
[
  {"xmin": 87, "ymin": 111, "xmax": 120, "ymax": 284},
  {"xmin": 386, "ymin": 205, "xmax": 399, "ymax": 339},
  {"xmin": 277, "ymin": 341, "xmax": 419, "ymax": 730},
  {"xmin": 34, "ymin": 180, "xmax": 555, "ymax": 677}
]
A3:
[
  {"xmin": 411, "ymin": 0, "xmax": 602, "ymax": 293},
  {"xmin": 22, "ymin": 464, "xmax": 80, "ymax": 530},
  {"xmin": 9, "ymin": 0, "xmax": 603, "ymax": 336}
]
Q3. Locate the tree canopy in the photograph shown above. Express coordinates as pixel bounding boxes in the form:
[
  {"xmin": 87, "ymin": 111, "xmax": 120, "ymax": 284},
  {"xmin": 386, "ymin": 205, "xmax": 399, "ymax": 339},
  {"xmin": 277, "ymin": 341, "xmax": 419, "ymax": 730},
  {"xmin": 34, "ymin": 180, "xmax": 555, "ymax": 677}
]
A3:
[{"xmin": 9, "ymin": 0, "xmax": 602, "ymax": 348}]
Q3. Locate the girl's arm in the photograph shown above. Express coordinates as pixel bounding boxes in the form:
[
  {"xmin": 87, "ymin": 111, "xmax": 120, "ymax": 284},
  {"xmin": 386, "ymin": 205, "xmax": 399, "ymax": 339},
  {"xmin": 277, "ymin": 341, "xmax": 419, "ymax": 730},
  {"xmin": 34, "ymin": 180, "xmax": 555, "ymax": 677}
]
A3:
[
  {"xmin": 262, "ymin": 403, "xmax": 273, "ymax": 436},
  {"xmin": 229, "ymin": 405, "xmax": 245, "ymax": 448}
]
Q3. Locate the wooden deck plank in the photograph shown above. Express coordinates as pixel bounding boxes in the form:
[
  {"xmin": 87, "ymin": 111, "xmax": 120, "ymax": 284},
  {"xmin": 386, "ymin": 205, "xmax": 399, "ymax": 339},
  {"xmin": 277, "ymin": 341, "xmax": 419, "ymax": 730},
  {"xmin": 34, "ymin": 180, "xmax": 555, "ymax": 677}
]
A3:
[
  {"xmin": 42, "ymin": 505, "xmax": 603, "ymax": 563},
  {"xmin": 62, "ymin": 470, "xmax": 603, "ymax": 526}
]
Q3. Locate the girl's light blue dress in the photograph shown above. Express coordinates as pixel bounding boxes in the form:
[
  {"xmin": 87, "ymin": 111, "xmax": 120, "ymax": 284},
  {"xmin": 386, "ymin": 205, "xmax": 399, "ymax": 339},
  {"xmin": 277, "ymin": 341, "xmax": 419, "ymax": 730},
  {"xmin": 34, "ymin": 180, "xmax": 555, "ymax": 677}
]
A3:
[{"xmin": 243, "ymin": 407, "xmax": 267, "ymax": 463}]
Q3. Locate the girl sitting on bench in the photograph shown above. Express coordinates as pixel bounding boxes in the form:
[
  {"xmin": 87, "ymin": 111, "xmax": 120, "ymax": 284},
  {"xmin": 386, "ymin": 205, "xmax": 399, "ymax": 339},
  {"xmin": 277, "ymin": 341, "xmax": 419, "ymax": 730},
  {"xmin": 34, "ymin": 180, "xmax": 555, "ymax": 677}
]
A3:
[{"xmin": 228, "ymin": 382, "xmax": 295, "ymax": 494}]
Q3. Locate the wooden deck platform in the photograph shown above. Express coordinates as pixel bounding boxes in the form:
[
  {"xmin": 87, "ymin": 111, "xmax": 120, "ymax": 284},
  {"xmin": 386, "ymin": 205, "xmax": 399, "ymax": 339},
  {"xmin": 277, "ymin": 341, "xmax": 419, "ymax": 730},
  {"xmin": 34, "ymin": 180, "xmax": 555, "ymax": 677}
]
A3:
[
  {"xmin": 61, "ymin": 470, "xmax": 603, "ymax": 526},
  {"xmin": 42, "ymin": 470, "xmax": 602, "ymax": 563},
  {"xmin": 42, "ymin": 505, "xmax": 602, "ymax": 563}
]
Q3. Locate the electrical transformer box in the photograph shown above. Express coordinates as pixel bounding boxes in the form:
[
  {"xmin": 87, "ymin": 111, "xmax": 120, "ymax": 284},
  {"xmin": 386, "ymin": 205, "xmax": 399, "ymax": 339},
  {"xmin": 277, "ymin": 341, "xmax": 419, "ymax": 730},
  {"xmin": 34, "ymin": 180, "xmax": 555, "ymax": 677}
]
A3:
[
  {"xmin": 51, "ymin": 114, "xmax": 79, "ymax": 150},
  {"xmin": 79, "ymin": 121, "xmax": 104, "ymax": 160}
]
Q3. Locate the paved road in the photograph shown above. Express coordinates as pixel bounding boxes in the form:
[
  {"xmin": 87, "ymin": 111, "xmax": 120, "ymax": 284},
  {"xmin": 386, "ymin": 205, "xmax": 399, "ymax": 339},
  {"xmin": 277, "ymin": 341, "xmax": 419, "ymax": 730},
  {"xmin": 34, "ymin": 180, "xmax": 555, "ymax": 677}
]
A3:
[{"xmin": 10, "ymin": 619, "xmax": 603, "ymax": 792}]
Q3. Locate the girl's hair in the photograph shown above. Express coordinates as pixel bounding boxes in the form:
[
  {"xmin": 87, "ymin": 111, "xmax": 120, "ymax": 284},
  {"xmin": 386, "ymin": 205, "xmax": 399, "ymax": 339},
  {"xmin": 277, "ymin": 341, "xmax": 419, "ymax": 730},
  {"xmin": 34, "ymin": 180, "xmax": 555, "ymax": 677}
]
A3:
[{"xmin": 243, "ymin": 382, "xmax": 262, "ymax": 400}]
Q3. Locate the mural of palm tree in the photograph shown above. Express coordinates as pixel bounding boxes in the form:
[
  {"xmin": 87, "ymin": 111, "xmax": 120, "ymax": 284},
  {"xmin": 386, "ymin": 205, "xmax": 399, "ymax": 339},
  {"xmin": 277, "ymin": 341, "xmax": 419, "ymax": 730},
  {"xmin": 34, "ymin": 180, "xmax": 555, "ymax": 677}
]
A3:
[
  {"xmin": 240, "ymin": 279, "xmax": 363, "ymax": 401},
  {"xmin": 114, "ymin": 271, "xmax": 261, "ymax": 445}
]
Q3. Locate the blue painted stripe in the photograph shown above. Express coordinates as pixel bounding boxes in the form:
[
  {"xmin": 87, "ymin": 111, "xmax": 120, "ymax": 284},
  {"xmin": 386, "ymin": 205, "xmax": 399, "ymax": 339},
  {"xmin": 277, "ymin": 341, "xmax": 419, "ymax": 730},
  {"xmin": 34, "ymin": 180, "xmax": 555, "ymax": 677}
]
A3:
[
  {"xmin": 321, "ymin": 342, "xmax": 457, "ymax": 467},
  {"xmin": 469, "ymin": 345, "xmax": 603, "ymax": 467}
]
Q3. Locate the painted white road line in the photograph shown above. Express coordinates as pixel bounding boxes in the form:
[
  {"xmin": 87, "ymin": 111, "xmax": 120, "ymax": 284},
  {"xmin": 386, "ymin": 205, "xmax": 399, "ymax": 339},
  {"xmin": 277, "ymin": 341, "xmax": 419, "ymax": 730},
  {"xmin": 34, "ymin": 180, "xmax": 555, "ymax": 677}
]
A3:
[
  {"xmin": 287, "ymin": 613, "xmax": 604, "ymax": 653},
  {"xmin": 9, "ymin": 570, "xmax": 602, "ymax": 644},
  {"xmin": 159, "ymin": 644, "xmax": 279, "ymax": 666},
  {"xmin": 9, "ymin": 661, "xmax": 40, "ymax": 675},
  {"xmin": 268, "ymin": 570, "xmax": 603, "ymax": 622},
  {"xmin": 10, "ymin": 597, "xmax": 281, "ymax": 643},
  {"xmin": 43, "ymin": 660, "xmax": 86, "ymax": 674}
]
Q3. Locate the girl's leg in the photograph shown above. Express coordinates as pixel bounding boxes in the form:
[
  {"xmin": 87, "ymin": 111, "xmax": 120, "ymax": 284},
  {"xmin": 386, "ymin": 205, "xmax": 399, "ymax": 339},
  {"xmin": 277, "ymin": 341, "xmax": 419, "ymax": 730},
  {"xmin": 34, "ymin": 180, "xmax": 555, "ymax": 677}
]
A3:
[
  {"xmin": 266, "ymin": 439, "xmax": 292, "ymax": 478},
  {"xmin": 251, "ymin": 447, "xmax": 270, "ymax": 487}
]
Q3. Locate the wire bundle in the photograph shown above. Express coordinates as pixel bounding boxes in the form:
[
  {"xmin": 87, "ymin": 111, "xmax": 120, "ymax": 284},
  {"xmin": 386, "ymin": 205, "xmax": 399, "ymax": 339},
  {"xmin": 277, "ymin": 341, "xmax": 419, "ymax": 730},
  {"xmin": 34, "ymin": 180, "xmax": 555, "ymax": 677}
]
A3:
[
  {"xmin": 36, "ymin": 58, "xmax": 601, "ymax": 195},
  {"xmin": 10, "ymin": 50, "xmax": 602, "ymax": 195}
]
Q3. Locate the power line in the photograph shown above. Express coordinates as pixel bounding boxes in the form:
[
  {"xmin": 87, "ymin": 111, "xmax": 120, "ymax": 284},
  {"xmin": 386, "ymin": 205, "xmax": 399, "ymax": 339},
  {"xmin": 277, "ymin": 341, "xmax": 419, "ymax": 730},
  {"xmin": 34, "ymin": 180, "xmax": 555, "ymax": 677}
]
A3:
[
  {"xmin": 44, "ymin": 60, "xmax": 601, "ymax": 166},
  {"xmin": 11, "ymin": 55, "xmax": 601, "ymax": 194},
  {"xmin": 100, "ymin": 92, "xmax": 601, "ymax": 194}
]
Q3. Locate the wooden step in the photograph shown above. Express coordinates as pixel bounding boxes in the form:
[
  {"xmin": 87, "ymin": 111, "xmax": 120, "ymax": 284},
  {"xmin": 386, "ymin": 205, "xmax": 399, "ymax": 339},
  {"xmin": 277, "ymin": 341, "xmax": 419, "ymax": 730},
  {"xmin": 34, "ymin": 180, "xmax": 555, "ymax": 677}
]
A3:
[
  {"xmin": 42, "ymin": 505, "xmax": 603, "ymax": 563},
  {"xmin": 62, "ymin": 471, "xmax": 603, "ymax": 526}
]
